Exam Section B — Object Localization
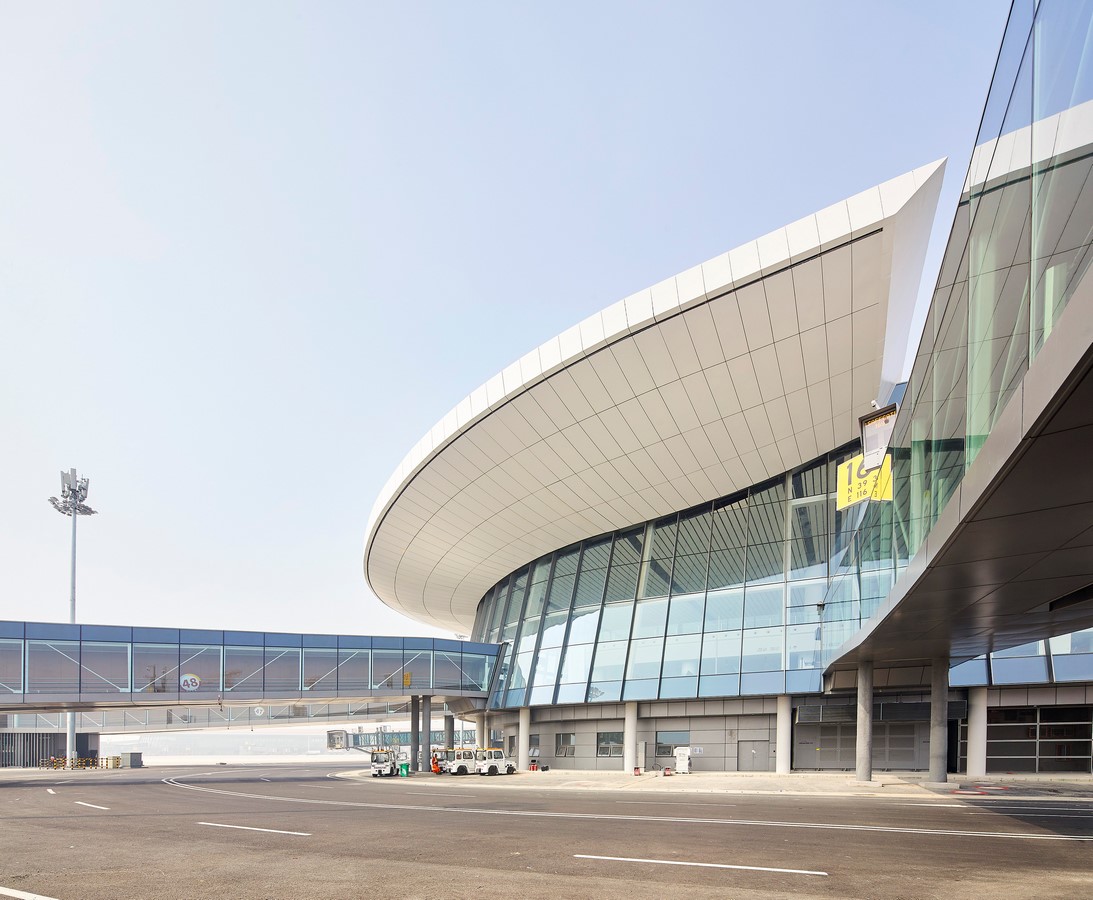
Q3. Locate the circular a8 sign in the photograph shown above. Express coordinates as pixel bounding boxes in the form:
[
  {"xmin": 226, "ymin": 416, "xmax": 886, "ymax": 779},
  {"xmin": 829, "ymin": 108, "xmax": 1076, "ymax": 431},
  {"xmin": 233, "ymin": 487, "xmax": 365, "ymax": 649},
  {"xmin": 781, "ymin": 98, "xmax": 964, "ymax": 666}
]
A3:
[{"xmin": 180, "ymin": 674, "xmax": 201, "ymax": 691}]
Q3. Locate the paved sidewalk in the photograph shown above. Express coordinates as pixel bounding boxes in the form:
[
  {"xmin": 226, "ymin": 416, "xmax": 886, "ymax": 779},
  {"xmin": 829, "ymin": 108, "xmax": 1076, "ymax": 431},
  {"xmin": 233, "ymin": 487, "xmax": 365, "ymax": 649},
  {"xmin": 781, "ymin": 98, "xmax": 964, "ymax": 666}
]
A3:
[
  {"xmin": 331, "ymin": 765, "xmax": 1093, "ymax": 800},
  {"xmin": 338, "ymin": 766, "xmax": 938, "ymax": 798}
]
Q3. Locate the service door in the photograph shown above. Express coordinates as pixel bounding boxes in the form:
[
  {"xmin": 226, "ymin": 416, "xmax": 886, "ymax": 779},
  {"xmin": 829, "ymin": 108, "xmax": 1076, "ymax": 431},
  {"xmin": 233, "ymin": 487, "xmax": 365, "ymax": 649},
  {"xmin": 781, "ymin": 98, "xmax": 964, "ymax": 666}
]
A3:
[{"xmin": 738, "ymin": 740, "xmax": 771, "ymax": 771}]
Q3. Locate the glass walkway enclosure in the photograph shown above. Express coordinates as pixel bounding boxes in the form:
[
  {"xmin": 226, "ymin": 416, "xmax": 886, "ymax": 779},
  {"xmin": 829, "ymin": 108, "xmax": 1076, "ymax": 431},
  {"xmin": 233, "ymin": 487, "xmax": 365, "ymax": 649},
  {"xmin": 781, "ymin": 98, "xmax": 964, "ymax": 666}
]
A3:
[{"xmin": 0, "ymin": 620, "xmax": 501, "ymax": 712}]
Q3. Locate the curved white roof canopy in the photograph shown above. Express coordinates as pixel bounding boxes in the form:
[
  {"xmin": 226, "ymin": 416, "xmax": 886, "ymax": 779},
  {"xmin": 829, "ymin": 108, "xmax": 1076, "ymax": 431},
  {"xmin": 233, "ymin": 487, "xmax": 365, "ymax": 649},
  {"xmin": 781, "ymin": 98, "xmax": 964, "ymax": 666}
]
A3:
[{"xmin": 366, "ymin": 161, "xmax": 946, "ymax": 632}]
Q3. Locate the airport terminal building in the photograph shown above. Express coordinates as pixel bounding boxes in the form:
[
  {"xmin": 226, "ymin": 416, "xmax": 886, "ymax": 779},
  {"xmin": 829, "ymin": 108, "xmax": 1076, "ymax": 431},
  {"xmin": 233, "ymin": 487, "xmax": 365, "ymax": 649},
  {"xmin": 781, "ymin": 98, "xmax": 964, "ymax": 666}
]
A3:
[{"xmin": 365, "ymin": 1, "xmax": 1093, "ymax": 777}]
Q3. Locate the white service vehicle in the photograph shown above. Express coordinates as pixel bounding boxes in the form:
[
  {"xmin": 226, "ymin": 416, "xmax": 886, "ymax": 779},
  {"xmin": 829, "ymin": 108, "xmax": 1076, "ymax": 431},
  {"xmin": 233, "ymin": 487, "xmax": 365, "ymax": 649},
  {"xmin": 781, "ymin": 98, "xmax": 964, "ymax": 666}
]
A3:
[
  {"xmin": 370, "ymin": 748, "xmax": 398, "ymax": 777},
  {"xmin": 446, "ymin": 748, "xmax": 477, "ymax": 775},
  {"xmin": 474, "ymin": 747, "xmax": 516, "ymax": 776}
]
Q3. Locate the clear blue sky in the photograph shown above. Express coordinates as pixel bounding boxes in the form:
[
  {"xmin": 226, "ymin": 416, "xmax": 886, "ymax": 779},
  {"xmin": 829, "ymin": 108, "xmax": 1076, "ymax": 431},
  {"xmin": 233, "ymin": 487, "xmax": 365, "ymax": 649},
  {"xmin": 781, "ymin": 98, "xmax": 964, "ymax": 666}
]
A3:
[{"xmin": 0, "ymin": 1, "xmax": 1010, "ymax": 638}]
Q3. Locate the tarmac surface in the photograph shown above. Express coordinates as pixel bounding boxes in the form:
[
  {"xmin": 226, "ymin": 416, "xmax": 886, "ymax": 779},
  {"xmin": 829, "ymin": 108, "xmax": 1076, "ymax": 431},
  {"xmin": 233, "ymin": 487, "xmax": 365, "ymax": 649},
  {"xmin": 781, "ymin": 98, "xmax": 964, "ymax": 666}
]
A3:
[{"xmin": 2, "ymin": 762, "xmax": 1092, "ymax": 899}]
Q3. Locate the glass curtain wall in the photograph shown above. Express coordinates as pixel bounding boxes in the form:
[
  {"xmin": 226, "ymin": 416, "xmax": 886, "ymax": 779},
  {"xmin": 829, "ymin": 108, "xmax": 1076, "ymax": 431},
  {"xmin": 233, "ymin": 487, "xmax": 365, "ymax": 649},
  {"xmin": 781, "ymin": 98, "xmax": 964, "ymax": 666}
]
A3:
[
  {"xmin": 478, "ymin": 446, "xmax": 861, "ymax": 708},
  {"xmin": 820, "ymin": 0, "xmax": 1093, "ymax": 664},
  {"xmin": 0, "ymin": 622, "xmax": 499, "ymax": 698}
]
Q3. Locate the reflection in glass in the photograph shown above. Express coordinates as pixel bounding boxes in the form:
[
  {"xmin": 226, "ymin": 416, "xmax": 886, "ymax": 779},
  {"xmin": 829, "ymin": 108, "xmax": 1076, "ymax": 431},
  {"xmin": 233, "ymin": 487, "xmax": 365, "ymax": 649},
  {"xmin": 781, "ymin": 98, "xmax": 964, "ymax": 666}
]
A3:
[
  {"xmin": 0, "ymin": 639, "xmax": 23, "ymax": 693},
  {"xmin": 224, "ymin": 646, "xmax": 263, "ymax": 692},
  {"xmin": 26, "ymin": 641, "xmax": 79, "ymax": 693},
  {"xmin": 79, "ymin": 642, "xmax": 131, "ymax": 693}
]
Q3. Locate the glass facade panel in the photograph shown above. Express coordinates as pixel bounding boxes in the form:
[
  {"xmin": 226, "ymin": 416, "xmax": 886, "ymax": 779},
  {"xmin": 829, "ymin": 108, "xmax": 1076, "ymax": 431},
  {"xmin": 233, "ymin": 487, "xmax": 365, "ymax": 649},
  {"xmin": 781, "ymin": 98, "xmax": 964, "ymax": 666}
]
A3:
[
  {"xmin": 332, "ymin": 648, "xmax": 367, "ymax": 691},
  {"xmin": 666, "ymin": 593, "xmax": 704, "ymax": 635},
  {"xmin": 462, "ymin": 652, "xmax": 493, "ymax": 691},
  {"xmin": 741, "ymin": 627, "xmax": 783, "ymax": 673},
  {"xmin": 704, "ymin": 589, "xmax": 744, "ymax": 632},
  {"xmin": 659, "ymin": 675, "xmax": 698, "ymax": 698},
  {"xmin": 558, "ymin": 643, "xmax": 594, "ymax": 686},
  {"xmin": 625, "ymin": 637, "xmax": 664, "ymax": 679},
  {"xmin": 530, "ymin": 646, "xmax": 561, "ymax": 695},
  {"xmin": 79, "ymin": 642, "xmax": 131, "ymax": 693},
  {"xmin": 263, "ymin": 648, "xmax": 300, "ymax": 693},
  {"xmin": 371, "ymin": 649, "xmax": 403, "ymax": 689},
  {"xmin": 303, "ymin": 648, "xmax": 339, "ymax": 691},
  {"xmin": 134, "ymin": 643, "xmax": 180, "ymax": 693},
  {"xmin": 743, "ymin": 584, "xmax": 784, "ymax": 628},
  {"xmin": 566, "ymin": 607, "xmax": 601, "ymax": 644},
  {"xmin": 631, "ymin": 598, "xmax": 668, "ymax": 639},
  {"xmin": 404, "ymin": 650, "xmax": 433, "ymax": 690},
  {"xmin": 224, "ymin": 646, "xmax": 263, "ymax": 692},
  {"xmin": 700, "ymin": 630, "xmax": 741, "ymax": 676},
  {"xmin": 26, "ymin": 641, "xmax": 79, "ymax": 693},
  {"xmin": 590, "ymin": 641, "xmax": 628, "ymax": 682},
  {"xmin": 598, "ymin": 602, "xmax": 634, "ymax": 642},
  {"xmin": 537, "ymin": 610, "xmax": 570, "ymax": 649},
  {"xmin": 662, "ymin": 634, "xmax": 702, "ymax": 678},
  {"xmin": 178, "ymin": 645, "xmax": 221, "ymax": 693},
  {"xmin": 0, "ymin": 639, "xmax": 23, "ymax": 693}
]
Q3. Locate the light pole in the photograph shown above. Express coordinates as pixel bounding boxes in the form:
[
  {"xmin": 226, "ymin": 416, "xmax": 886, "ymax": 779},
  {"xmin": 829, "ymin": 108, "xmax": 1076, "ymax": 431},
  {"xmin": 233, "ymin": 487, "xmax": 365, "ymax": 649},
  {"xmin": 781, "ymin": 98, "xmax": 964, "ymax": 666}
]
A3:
[{"xmin": 48, "ymin": 469, "xmax": 97, "ymax": 765}]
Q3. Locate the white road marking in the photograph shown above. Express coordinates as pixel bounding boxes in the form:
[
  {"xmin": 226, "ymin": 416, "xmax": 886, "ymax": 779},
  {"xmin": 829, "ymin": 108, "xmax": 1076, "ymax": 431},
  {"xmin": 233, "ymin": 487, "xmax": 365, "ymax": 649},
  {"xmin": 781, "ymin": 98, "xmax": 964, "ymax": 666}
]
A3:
[
  {"xmin": 407, "ymin": 792, "xmax": 474, "ymax": 798},
  {"xmin": 966, "ymin": 803, "xmax": 1093, "ymax": 812},
  {"xmin": 74, "ymin": 801, "xmax": 110, "ymax": 810},
  {"xmin": 617, "ymin": 800, "xmax": 735, "ymax": 807},
  {"xmin": 0, "ymin": 884, "xmax": 64, "ymax": 900},
  {"xmin": 967, "ymin": 812, "xmax": 1093, "ymax": 819},
  {"xmin": 259, "ymin": 777, "xmax": 271, "ymax": 782},
  {"xmin": 161, "ymin": 776, "xmax": 1093, "ymax": 842},
  {"xmin": 198, "ymin": 822, "xmax": 310, "ymax": 836},
  {"xmin": 898, "ymin": 803, "xmax": 965, "ymax": 808},
  {"xmin": 46, "ymin": 789, "xmax": 56, "ymax": 795},
  {"xmin": 53, "ymin": 781, "xmax": 72, "ymax": 785},
  {"xmin": 575, "ymin": 854, "xmax": 828, "ymax": 877}
]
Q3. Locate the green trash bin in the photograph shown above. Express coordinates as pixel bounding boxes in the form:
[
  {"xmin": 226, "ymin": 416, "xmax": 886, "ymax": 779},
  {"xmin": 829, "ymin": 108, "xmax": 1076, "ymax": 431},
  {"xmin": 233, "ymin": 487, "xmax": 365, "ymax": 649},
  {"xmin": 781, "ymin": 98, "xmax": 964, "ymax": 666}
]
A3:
[{"xmin": 398, "ymin": 762, "xmax": 410, "ymax": 777}]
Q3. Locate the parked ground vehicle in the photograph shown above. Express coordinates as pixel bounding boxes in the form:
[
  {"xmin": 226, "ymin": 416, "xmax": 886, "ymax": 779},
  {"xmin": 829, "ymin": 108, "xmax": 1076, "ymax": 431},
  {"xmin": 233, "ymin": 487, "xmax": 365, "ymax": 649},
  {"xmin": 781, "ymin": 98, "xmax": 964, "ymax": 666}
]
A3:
[
  {"xmin": 370, "ymin": 748, "xmax": 398, "ymax": 777},
  {"xmin": 474, "ymin": 747, "xmax": 516, "ymax": 775},
  {"xmin": 447, "ymin": 747, "xmax": 477, "ymax": 775}
]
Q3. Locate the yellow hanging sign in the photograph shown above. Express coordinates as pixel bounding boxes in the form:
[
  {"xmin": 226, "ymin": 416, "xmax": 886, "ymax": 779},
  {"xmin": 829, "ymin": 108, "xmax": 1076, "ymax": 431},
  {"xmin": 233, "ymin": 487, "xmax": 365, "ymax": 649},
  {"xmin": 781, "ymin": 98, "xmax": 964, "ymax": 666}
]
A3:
[{"xmin": 836, "ymin": 453, "xmax": 893, "ymax": 511}]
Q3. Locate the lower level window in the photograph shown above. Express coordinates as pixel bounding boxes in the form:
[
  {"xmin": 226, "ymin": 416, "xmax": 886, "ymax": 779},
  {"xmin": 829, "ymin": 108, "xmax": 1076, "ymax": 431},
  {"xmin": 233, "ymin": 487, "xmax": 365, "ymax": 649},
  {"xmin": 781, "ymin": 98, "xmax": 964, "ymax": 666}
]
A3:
[
  {"xmin": 556, "ymin": 732, "xmax": 575, "ymax": 757},
  {"xmin": 656, "ymin": 730, "xmax": 689, "ymax": 757},
  {"xmin": 597, "ymin": 731, "xmax": 623, "ymax": 757}
]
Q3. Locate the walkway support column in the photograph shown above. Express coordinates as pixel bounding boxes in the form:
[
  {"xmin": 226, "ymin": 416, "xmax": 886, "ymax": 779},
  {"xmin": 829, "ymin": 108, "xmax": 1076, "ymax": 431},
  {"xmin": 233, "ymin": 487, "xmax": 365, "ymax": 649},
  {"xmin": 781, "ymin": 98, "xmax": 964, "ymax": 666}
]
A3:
[
  {"xmin": 776, "ymin": 694, "xmax": 792, "ymax": 774},
  {"xmin": 967, "ymin": 686, "xmax": 988, "ymax": 779},
  {"xmin": 410, "ymin": 695, "xmax": 420, "ymax": 772},
  {"xmin": 518, "ymin": 706, "xmax": 531, "ymax": 770},
  {"xmin": 444, "ymin": 713, "xmax": 455, "ymax": 749},
  {"xmin": 474, "ymin": 712, "xmax": 486, "ymax": 747},
  {"xmin": 929, "ymin": 658, "xmax": 948, "ymax": 784},
  {"xmin": 421, "ymin": 695, "xmax": 433, "ymax": 767},
  {"xmin": 623, "ymin": 701, "xmax": 638, "ymax": 773},
  {"xmin": 855, "ymin": 660, "xmax": 874, "ymax": 783}
]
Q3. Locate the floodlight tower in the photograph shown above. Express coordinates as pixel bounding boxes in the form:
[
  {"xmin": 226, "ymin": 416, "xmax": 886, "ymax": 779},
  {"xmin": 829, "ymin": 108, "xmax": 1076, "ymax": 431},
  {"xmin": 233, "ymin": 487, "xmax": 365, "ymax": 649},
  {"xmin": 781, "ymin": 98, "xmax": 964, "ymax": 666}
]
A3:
[{"xmin": 48, "ymin": 469, "xmax": 97, "ymax": 765}]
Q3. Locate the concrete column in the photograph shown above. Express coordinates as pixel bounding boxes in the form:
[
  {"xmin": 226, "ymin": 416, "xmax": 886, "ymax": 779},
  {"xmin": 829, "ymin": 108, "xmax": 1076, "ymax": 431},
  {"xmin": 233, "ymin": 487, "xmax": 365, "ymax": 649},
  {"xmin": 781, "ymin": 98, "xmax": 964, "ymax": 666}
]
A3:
[
  {"xmin": 967, "ymin": 686, "xmax": 988, "ymax": 779},
  {"xmin": 776, "ymin": 694, "xmax": 792, "ymax": 774},
  {"xmin": 517, "ymin": 706, "xmax": 531, "ymax": 770},
  {"xmin": 444, "ymin": 713, "xmax": 455, "ymax": 749},
  {"xmin": 474, "ymin": 712, "xmax": 486, "ymax": 747},
  {"xmin": 421, "ymin": 695, "xmax": 433, "ymax": 768},
  {"xmin": 855, "ymin": 660, "xmax": 874, "ymax": 783},
  {"xmin": 929, "ymin": 658, "xmax": 948, "ymax": 784},
  {"xmin": 409, "ymin": 695, "xmax": 420, "ymax": 772},
  {"xmin": 623, "ymin": 701, "xmax": 638, "ymax": 773}
]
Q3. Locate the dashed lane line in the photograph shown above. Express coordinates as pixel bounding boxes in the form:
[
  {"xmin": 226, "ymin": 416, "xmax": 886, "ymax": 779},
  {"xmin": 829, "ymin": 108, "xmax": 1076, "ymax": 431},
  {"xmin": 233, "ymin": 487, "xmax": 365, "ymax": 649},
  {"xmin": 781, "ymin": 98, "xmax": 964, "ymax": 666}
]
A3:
[
  {"xmin": 575, "ymin": 854, "xmax": 828, "ymax": 876},
  {"xmin": 198, "ymin": 822, "xmax": 310, "ymax": 836},
  {"xmin": 74, "ymin": 801, "xmax": 110, "ymax": 810}
]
